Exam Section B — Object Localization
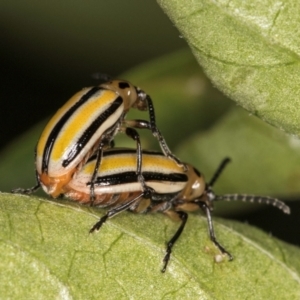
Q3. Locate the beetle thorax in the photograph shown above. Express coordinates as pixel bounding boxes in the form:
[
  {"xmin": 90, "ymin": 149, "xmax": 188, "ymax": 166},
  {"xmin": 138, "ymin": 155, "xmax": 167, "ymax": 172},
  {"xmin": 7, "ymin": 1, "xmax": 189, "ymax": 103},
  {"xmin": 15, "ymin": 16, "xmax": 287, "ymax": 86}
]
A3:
[
  {"xmin": 181, "ymin": 164, "xmax": 206, "ymax": 201},
  {"xmin": 101, "ymin": 80, "xmax": 139, "ymax": 109}
]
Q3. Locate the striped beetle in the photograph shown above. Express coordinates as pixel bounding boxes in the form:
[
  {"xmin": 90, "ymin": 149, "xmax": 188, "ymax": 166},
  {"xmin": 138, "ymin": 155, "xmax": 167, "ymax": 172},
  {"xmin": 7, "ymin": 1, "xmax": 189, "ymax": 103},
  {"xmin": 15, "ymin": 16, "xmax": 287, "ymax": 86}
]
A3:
[
  {"xmin": 64, "ymin": 148, "xmax": 290, "ymax": 272},
  {"xmin": 12, "ymin": 78, "xmax": 182, "ymax": 199}
]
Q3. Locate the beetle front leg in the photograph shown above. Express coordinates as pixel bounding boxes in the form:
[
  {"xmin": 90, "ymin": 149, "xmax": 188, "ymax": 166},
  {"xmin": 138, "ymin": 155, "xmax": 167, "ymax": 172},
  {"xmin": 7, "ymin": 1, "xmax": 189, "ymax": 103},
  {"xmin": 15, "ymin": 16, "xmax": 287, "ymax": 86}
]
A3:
[
  {"xmin": 143, "ymin": 95, "xmax": 186, "ymax": 170},
  {"xmin": 123, "ymin": 119, "xmax": 186, "ymax": 171},
  {"xmin": 200, "ymin": 202, "xmax": 233, "ymax": 260}
]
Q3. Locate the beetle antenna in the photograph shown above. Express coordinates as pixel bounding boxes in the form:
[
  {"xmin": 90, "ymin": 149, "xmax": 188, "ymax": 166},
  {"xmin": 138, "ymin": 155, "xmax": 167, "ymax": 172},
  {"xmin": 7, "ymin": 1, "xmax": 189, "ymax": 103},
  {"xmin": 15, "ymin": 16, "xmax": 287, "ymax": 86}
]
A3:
[
  {"xmin": 91, "ymin": 72, "xmax": 113, "ymax": 83},
  {"xmin": 208, "ymin": 158, "xmax": 231, "ymax": 188},
  {"xmin": 207, "ymin": 158, "xmax": 290, "ymax": 215},
  {"xmin": 214, "ymin": 194, "xmax": 290, "ymax": 214}
]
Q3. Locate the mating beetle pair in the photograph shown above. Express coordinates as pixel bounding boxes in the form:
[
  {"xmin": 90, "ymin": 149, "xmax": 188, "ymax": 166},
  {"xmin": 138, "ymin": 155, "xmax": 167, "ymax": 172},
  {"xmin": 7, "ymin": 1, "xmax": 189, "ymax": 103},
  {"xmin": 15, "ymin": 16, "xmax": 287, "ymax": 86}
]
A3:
[
  {"xmin": 13, "ymin": 78, "xmax": 290, "ymax": 272},
  {"xmin": 14, "ymin": 78, "xmax": 182, "ymax": 199}
]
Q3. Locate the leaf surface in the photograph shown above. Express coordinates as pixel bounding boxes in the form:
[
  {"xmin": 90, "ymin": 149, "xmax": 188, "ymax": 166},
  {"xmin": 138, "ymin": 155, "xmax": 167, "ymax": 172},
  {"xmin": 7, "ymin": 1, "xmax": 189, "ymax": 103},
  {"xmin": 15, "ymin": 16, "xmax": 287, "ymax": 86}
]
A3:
[
  {"xmin": 1, "ymin": 193, "xmax": 299, "ymax": 299},
  {"xmin": 157, "ymin": 0, "xmax": 300, "ymax": 136}
]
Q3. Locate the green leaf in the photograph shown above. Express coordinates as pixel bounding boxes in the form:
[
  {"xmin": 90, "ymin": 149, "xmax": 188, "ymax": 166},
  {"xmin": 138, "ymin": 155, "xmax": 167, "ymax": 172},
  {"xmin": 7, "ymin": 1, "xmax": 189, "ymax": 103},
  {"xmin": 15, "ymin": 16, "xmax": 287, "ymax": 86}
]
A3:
[
  {"xmin": 1, "ymin": 193, "xmax": 300, "ymax": 299},
  {"xmin": 176, "ymin": 107, "xmax": 300, "ymax": 215},
  {"xmin": 157, "ymin": 0, "xmax": 300, "ymax": 136}
]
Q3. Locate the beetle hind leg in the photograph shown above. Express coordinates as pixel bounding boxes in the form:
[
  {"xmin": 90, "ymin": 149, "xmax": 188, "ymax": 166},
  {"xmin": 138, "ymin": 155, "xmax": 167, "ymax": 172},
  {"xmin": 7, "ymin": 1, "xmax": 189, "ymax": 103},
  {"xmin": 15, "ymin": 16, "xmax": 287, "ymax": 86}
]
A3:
[
  {"xmin": 89, "ymin": 142, "xmax": 105, "ymax": 206},
  {"xmin": 89, "ymin": 191, "xmax": 147, "ymax": 233}
]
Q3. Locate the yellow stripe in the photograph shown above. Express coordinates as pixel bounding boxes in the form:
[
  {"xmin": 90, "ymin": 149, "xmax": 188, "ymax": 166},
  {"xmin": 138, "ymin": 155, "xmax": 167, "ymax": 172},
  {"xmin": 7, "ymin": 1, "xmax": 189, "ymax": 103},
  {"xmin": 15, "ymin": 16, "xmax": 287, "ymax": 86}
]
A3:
[
  {"xmin": 52, "ymin": 90, "xmax": 117, "ymax": 160},
  {"xmin": 142, "ymin": 155, "xmax": 183, "ymax": 172},
  {"xmin": 36, "ymin": 88, "xmax": 90, "ymax": 157},
  {"xmin": 37, "ymin": 89, "xmax": 118, "ymax": 161},
  {"xmin": 82, "ymin": 154, "xmax": 183, "ymax": 175}
]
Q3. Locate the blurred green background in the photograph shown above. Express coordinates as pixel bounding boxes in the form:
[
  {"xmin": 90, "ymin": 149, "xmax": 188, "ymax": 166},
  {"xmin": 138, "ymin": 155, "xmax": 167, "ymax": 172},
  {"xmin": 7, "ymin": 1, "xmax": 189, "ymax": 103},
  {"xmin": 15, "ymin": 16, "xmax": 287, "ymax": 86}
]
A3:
[
  {"xmin": 0, "ymin": 0, "xmax": 186, "ymax": 147},
  {"xmin": 1, "ymin": 1, "xmax": 299, "ymax": 246}
]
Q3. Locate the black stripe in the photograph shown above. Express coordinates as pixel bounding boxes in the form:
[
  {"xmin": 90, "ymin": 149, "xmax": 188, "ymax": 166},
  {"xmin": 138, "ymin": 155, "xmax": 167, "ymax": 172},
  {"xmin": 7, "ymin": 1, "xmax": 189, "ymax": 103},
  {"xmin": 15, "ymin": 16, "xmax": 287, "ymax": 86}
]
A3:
[
  {"xmin": 62, "ymin": 96, "xmax": 124, "ymax": 167},
  {"xmin": 42, "ymin": 86, "xmax": 102, "ymax": 172},
  {"xmin": 103, "ymin": 148, "xmax": 163, "ymax": 158},
  {"xmin": 91, "ymin": 171, "xmax": 188, "ymax": 186},
  {"xmin": 86, "ymin": 149, "xmax": 164, "ymax": 163}
]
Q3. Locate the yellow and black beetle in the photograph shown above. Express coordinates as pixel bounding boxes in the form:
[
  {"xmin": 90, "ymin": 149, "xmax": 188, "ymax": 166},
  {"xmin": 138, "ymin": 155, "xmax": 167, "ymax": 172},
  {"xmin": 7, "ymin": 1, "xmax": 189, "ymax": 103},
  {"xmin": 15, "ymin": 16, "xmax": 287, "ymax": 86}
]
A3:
[
  {"xmin": 13, "ymin": 78, "xmax": 182, "ymax": 199},
  {"xmin": 63, "ymin": 148, "xmax": 290, "ymax": 272}
]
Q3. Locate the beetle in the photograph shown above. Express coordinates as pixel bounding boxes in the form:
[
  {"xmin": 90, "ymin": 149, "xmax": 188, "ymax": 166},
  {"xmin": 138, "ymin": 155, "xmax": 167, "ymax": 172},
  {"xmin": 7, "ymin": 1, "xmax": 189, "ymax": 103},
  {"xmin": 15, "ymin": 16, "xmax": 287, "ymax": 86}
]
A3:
[
  {"xmin": 12, "ymin": 78, "xmax": 183, "ymax": 200},
  {"xmin": 63, "ymin": 148, "xmax": 290, "ymax": 272}
]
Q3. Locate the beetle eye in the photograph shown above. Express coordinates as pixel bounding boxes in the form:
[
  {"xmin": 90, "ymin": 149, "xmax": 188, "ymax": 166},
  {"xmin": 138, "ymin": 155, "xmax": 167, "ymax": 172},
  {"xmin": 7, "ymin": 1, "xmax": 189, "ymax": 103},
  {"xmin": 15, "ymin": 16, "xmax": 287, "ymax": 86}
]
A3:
[{"xmin": 118, "ymin": 81, "xmax": 130, "ymax": 89}]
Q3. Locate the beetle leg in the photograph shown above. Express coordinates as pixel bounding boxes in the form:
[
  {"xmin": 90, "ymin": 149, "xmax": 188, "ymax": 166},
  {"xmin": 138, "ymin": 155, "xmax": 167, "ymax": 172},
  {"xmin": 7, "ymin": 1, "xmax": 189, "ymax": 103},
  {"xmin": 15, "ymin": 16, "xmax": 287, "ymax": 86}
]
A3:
[
  {"xmin": 89, "ymin": 142, "xmax": 105, "ymax": 206},
  {"xmin": 123, "ymin": 119, "xmax": 186, "ymax": 171},
  {"xmin": 143, "ymin": 95, "xmax": 186, "ymax": 171},
  {"xmin": 89, "ymin": 191, "xmax": 147, "ymax": 233},
  {"xmin": 123, "ymin": 127, "xmax": 151, "ymax": 193},
  {"xmin": 143, "ymin": 94, "xmax": 156, "ymax": 132},
  {"xmin": 12, "ymin": 170, "xmax": 41, "ymax": 195},
  {"xmin": 11, "ymin": 183, "xmax": 41, "ymax": 195},
  {"xmin": 200, "ymin": 202, "xmax": 233, "ymax": 260},
  {"xmin": 152, "ymin": 127, "xmax": 185, "ymax": 170},
  {"xmin": 124, "ymin": 128, "xmax": 142, "ymax": 176},
  {"xmin": 109, "ymin": 139, "xmax": 115, "ymax": 148},
  {"xmin": 162, "ymin": 211, "xmax": 188, "ymax": 273}
]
